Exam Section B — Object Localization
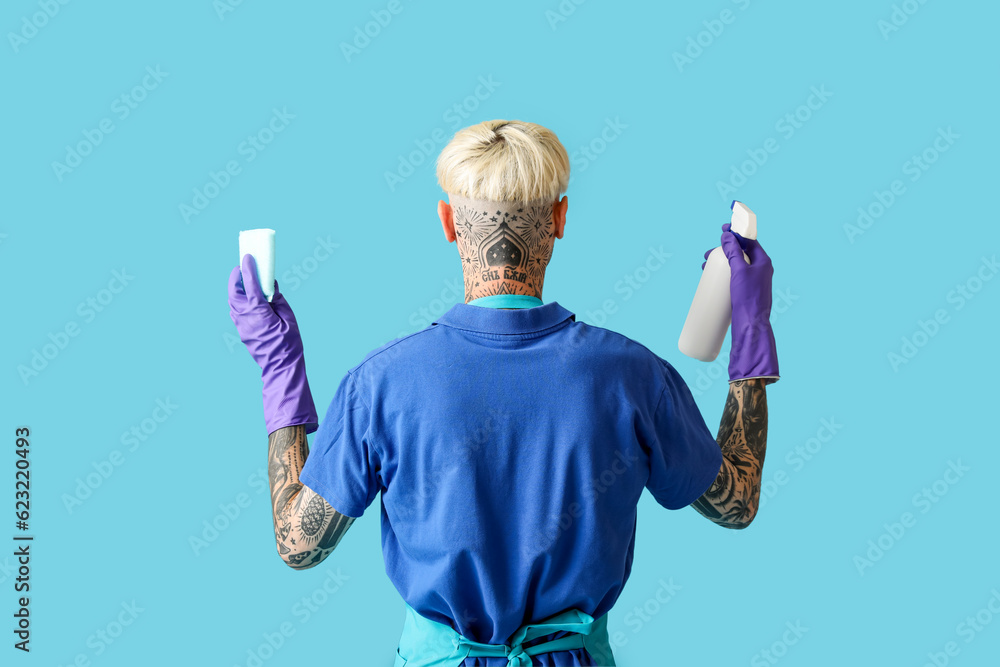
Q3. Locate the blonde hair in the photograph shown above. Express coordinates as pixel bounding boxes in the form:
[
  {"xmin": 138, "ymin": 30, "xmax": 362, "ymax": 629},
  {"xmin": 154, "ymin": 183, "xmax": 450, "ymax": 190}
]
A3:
[{"xmin": 436, "ymin": 120, "xmax": 570, "ymax": 203}]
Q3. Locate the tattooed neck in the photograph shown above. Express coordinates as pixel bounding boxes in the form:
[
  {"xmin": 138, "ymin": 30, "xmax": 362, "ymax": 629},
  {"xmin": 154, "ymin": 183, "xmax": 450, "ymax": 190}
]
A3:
[{"xmin": 449, "ymin": 194, "xmax": 557, "ymax": 302}]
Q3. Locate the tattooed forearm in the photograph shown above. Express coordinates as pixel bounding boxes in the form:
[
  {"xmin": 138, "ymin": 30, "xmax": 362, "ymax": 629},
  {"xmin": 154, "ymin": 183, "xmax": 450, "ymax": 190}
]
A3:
[
  {"xmin": 690, "ymin": 379, "xmax": 768, "ymax": 529},
  {"xmin": 268, "ymin": 425, "xmax": 355, "ymax": 569}
]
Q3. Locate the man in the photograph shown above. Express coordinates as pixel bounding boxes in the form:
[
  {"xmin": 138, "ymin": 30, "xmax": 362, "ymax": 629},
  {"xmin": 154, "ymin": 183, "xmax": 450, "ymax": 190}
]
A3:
[{"xmin": 228, "ymin": 119, "xmax": 779, "ymax": 666}]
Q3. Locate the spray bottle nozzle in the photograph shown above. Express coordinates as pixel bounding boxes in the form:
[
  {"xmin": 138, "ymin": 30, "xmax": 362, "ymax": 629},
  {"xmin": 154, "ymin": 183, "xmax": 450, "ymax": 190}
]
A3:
[{"xmin": 730, "ymin": 200, "xmax": 757, "ymax": 240}]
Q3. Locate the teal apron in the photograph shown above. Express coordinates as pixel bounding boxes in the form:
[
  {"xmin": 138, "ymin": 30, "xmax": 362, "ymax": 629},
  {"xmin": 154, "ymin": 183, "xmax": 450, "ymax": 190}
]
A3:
[{"xmin": 394, "ymin": 602, "xmax": 617, "ymax": 666}]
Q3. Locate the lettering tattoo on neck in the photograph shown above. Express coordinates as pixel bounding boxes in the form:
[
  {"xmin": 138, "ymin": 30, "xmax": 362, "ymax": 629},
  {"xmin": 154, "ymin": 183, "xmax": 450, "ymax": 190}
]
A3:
[{"xmin": 450, "ymin": 194, "xmax": 556, "ymax": 301}]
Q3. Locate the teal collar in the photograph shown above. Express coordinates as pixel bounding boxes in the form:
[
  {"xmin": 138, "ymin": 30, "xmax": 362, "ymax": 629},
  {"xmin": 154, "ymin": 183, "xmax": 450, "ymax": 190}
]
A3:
[{"xmin": 467, "ymin": 294, "xmax": 543, "ymax": 309}]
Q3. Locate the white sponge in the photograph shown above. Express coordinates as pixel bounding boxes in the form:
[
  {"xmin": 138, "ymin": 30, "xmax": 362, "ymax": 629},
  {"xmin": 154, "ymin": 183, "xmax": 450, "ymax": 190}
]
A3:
[{"xmin": 238, "ymin": 229, "xmax": 276, "ymax": 302}]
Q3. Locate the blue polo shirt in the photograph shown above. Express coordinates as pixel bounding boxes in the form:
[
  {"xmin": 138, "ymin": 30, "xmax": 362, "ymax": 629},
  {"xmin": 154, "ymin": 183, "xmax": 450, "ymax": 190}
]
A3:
[{"xmin": 299, "ymin": 298, "xmax": 722, "ymax": 657}]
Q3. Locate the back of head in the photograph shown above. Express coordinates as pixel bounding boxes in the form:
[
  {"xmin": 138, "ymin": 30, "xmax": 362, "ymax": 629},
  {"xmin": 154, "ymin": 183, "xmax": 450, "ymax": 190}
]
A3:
[
  {"xmin": 436, "ymin": 121, "xmax": 571, "ymax": 299},
  {"xmin": 436, "ymin": 120, "xmax": 570, "ymax": 203}
]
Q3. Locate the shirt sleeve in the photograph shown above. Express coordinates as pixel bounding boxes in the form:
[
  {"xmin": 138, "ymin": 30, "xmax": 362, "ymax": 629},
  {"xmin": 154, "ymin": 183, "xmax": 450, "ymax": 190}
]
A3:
[
  {"xmin": 642, "ymin": 362, "xmax": 724, "ymax": 510},
  {"xmin": 299, "ymin": 371, "xmax": 381, "ymax": 518}
]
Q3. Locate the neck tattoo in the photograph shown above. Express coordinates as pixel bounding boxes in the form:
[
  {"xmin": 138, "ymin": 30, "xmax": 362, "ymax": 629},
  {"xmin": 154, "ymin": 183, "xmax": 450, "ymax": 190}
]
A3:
[{"xmin": 449, "ymin": 193, "xmax": 556, "ymax": 303}]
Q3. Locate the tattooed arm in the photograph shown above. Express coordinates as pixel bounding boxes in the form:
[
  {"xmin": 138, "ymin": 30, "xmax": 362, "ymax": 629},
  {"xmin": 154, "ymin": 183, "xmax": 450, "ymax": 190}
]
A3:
[
  {"xmin": 690, "ymin": 379, "xmax": 767, "ymax": 529},
  {"xmin": 268, "ymin": 425, "xmax": 356, "ymax": 569}
]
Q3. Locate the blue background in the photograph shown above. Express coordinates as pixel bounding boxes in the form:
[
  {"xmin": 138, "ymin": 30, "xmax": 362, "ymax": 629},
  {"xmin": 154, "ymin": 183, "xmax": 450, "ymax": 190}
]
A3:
[{"xmin": 4, "ymin": 0, "xmax": 998, "ymax": 665}]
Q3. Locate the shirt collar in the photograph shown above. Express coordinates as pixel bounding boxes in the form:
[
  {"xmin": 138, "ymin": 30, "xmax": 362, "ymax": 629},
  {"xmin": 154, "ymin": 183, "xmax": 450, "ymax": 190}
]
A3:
[{"xmin": 433, "ymin": 300, "xmax": 576, "ymax": 335}]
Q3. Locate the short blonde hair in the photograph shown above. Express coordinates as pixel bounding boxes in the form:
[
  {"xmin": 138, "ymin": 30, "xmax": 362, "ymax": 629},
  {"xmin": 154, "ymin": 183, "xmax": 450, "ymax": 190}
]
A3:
[{"xmin": 436, "ymin": 120, "xmax": 570, "ymax": 203}]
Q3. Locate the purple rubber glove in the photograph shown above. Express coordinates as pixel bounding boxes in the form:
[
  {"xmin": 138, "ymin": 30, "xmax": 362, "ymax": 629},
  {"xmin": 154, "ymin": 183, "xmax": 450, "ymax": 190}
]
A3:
[
  {"xmin": 228, "ymin": 253, "xmax": 319, "ymax": 434},
  {"xmin": 718, "ymin": 222, "xmax": 780, "ymax": 384}
]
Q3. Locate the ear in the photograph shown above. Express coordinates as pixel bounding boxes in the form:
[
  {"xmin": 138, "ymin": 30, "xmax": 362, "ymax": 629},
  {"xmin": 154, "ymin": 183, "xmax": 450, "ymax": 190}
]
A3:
[
  {"xmin": 439, "ymin": 200, "xmax": 455, "ymax": 243},
  {"xmin": 553, "ymin": 196, "xmax": 568, "ymax": 239}
]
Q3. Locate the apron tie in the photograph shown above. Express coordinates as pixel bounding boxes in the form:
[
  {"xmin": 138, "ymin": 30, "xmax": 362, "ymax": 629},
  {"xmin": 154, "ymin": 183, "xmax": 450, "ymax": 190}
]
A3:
[
  {"xmin": 457, "ymin": 628, "xmax": 588, "ymax": 666},
  {"xmin": 394, "ymin": 601, "xmax": 617, "ymax": 666}
]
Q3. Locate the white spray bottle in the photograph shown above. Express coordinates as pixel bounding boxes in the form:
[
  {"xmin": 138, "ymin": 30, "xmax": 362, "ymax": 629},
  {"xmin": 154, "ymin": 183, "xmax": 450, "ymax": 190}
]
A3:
[{"xmin": 677, "ymin": 201, "xmax": 757, "ymax": 362}]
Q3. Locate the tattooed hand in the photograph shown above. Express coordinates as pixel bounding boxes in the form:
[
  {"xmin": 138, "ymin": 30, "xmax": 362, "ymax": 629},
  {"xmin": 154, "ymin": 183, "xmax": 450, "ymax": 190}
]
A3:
[{"xmin": 690, "ymin": 379, "xmax": 767, "ymax": 529}]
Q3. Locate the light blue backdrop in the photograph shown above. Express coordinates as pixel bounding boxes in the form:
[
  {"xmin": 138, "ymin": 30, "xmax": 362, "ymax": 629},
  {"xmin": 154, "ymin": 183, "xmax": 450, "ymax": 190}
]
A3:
[{"xmin": 4, "ymin": 1, "xmax": 997, "ymax": 665}]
